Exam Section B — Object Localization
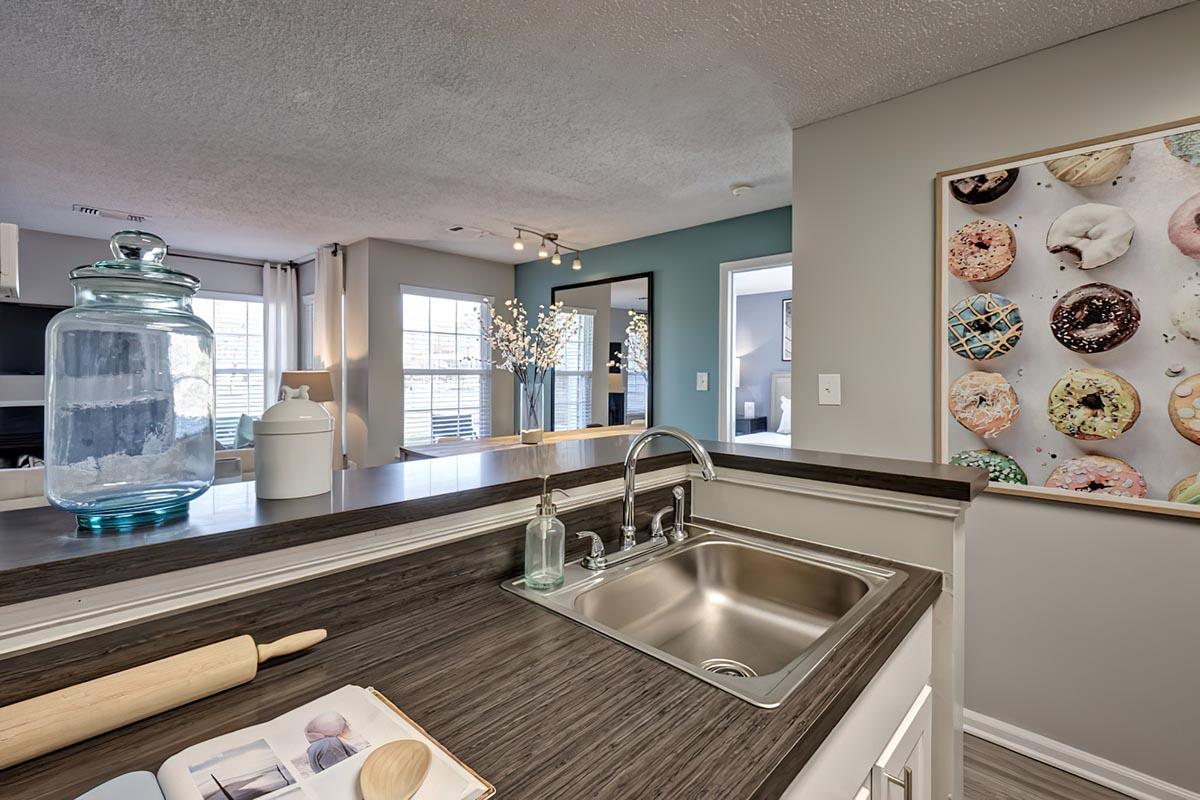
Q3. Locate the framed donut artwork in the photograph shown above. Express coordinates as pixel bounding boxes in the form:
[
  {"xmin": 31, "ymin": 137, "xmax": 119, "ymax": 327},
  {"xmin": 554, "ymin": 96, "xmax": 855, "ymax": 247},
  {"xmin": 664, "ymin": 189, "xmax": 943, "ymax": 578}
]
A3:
[{"xmin": 935, "ymin": 115, "xmax": 1200, "ymax": 518}]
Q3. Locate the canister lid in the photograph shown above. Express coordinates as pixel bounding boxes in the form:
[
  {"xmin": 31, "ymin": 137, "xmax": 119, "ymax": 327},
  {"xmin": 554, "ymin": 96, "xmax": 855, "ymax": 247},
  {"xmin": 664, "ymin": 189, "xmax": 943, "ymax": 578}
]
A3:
[
  {"xmin": 254, "ymin": 395, "xmax": 334, "ymax": 435},
  {"xmin": 69, "ymin": 230, "xmax": 201, "ymax": 292}
]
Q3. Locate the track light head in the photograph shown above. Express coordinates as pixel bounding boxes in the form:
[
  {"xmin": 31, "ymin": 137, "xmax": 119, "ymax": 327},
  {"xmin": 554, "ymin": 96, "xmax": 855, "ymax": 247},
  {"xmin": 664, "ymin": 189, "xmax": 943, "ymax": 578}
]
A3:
[
  {"xmin": 537, "ymin": 237, "xmax": 548, "ymax": 259},
  {"xmin": 571, "ymin": 253, "xmax": 582, "ymax": 270},
  {"xmin": 512, "ymin": 229, "xmax": 525, "ymax": 251},
  {"xmin": 551, "ymin": 246, "xmax": 562, "ymax": 266}
]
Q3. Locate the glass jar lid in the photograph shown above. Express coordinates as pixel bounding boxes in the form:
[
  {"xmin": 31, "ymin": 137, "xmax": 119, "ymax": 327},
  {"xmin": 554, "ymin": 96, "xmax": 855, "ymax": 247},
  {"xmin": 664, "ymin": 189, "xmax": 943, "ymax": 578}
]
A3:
[{"xmin": 69, "ymin": 230, "xmax": 201, "ymax": 292}]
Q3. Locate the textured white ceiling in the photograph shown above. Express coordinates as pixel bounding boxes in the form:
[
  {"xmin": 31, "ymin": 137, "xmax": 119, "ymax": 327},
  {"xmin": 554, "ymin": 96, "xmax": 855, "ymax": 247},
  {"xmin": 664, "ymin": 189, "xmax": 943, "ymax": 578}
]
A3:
[{"xmin": 0, "ymin": 0, "xmax": 1185, "ymax": 263}]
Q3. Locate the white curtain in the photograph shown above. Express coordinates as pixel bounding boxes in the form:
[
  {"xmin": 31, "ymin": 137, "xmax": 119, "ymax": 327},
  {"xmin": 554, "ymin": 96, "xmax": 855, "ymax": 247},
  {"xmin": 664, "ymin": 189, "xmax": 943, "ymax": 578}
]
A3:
[
  {"xmin": 263, "ymin": 262, "xmax": 298, "ymax": 406},
  {"xmin": 314, "ymin": 245, "xmax": 345, "ymax": 469}
]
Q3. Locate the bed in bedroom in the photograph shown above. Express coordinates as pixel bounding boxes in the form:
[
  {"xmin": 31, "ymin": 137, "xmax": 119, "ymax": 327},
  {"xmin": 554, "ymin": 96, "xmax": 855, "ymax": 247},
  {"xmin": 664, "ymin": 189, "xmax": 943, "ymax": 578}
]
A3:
[{"xmin": 735, "ymin": 371, "xmax": 791, "ymax": 448}]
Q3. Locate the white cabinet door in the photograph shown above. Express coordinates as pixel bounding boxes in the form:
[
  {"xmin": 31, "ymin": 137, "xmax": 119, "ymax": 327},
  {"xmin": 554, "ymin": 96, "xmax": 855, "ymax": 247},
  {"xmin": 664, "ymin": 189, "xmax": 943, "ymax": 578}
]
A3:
[
  {"xmin": 872, "ymin": 685, "xmax": 932, "ymax": 800},
  {"xmin": 853, "ymin": 777, "xmax": 872, "ymax": 800}
]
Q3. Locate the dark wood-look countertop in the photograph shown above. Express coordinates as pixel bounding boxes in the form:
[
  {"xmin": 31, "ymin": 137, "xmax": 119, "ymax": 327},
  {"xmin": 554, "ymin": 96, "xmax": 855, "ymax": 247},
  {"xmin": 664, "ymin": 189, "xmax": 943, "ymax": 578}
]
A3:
[
  {"xmin": 0, "ymin": 491, "xmax": 943, "ymax": 800},
  {"xmin": 0, "ymin": 435, "xmax": 983, "ymax": 605}
]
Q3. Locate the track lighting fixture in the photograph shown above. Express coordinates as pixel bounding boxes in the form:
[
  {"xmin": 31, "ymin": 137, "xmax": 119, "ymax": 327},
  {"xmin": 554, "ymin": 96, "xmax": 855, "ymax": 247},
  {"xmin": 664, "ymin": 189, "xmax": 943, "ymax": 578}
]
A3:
[{"xmin": 511, "ymin": 227, "xmax": 584, "ymax": 271}]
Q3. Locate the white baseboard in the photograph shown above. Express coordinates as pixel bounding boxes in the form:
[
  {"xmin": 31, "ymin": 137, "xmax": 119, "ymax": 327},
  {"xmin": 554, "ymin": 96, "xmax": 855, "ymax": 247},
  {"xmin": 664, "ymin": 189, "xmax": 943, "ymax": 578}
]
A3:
[{"xmin": 964, "ymin": 709, "xmax": 1200, "ymax": 800}]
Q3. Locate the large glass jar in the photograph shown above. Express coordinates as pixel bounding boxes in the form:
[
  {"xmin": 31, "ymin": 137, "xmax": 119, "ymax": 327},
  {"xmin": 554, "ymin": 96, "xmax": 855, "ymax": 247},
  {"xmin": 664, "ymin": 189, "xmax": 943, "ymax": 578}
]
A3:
[{"xmin": 45, "ymin": 231, "xmax": 215, "ymax": 530}]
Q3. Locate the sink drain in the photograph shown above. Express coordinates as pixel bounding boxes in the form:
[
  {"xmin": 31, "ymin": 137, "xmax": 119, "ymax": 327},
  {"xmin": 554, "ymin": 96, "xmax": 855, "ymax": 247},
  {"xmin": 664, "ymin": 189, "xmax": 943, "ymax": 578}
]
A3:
[{"xmin": 700, "ymin": 658, "xmax": 757, "ymax": 678}]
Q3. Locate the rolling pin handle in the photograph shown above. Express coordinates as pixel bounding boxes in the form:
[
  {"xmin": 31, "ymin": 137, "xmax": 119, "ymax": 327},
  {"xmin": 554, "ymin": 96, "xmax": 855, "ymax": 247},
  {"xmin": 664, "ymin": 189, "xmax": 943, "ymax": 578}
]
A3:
[{"xmin": 256, "ymin": 629, "xmax": 327, "ymax": 663}]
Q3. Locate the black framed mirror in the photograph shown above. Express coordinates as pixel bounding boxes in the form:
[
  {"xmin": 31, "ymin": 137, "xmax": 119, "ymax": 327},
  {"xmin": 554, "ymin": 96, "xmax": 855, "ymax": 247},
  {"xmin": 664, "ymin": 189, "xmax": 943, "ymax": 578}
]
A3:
[{"xmin": 549, "ymin": 273, "xmax": 653, "ymax": 432}]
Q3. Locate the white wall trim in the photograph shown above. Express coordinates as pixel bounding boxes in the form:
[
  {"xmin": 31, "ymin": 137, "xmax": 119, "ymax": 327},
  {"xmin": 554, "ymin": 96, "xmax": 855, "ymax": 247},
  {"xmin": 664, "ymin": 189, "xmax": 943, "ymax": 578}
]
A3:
[
  {"xmin": 694, "ymin": 465, "xmax": 966, "ymax": 520},
  {"xmin": 964, "ymin": 709, "xmax": 1200, "ymax": 800},
  {"xmin": 717, "ymin": 252, "xmax": 792, "ymax": 442},
  {"xmin": 0, "ymin": 466, "xmax": 688, "ymax": 659}
]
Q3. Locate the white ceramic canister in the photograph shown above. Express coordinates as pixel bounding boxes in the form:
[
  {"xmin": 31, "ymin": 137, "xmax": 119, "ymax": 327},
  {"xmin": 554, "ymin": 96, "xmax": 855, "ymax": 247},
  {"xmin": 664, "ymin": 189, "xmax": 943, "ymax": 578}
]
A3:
[{"xmin": 253, "ymin": 394, "xmax": 334, "ymax": 499}]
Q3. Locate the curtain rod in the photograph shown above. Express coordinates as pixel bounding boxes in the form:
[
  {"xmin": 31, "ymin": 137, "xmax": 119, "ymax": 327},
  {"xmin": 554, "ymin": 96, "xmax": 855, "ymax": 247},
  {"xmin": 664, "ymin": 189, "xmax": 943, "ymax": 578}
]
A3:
[{"xmin": 166, "ymin": 249, "xmax": 317, "ymax": 269}]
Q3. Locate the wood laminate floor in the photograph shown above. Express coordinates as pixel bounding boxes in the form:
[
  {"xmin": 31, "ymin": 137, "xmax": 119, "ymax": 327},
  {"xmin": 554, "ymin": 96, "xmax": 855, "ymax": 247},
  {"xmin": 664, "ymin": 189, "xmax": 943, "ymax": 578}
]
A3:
[{"xmin": 965, "ymin": 735, "xmax": 1133, "ymax": 800}]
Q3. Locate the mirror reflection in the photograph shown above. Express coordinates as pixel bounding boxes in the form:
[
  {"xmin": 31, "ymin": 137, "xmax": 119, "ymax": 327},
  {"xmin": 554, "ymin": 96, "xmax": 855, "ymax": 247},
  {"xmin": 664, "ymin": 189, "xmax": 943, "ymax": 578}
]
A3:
[{"xmin": 550, "ymin": 274, "xmax": 652, "ymax": 432}]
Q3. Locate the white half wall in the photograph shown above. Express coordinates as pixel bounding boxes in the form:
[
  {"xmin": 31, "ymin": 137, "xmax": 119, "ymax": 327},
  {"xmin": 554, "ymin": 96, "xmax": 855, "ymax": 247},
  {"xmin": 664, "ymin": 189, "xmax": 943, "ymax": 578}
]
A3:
[{"xmin": 791, "ymin": 4, "xmax": 1200, "ymax": 792}]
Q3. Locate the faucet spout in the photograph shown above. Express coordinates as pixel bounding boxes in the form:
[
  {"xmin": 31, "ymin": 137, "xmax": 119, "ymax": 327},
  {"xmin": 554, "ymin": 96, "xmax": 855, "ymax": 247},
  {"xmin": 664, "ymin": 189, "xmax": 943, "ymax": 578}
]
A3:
[{"xmin": 621, "ymin": 426, "xmax": 716, "ymax": 550}]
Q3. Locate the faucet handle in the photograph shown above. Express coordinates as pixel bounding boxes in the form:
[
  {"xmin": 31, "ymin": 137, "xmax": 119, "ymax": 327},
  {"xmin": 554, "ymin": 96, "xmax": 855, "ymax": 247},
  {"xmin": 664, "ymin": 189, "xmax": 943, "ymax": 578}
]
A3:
[
  {"xmin": 576, "ymin": 531, "xmax": 607, "ymax": 570},
  {"xmin": 650, "ymin": 506, "xmax": 673, "ymax": 540}
]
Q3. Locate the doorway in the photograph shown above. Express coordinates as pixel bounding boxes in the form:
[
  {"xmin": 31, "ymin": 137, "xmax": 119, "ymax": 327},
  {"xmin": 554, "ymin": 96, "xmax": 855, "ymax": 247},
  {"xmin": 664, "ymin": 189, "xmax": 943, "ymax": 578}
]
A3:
[{"xmin": 718, "ymin": 254, "xmax": 792, "ymax": 445}]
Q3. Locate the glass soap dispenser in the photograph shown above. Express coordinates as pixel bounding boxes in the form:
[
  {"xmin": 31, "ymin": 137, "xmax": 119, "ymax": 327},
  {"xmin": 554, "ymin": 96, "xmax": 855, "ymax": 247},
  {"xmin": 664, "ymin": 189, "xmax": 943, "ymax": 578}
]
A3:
[{"xmin": 524, "ymin": 480, "xmax": 567, "ymax": 590}]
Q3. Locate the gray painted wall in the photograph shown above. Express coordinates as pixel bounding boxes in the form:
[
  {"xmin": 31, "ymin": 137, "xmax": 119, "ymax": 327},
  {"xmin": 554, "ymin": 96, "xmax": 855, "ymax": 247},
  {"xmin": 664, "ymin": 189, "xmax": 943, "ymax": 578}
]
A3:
[
  {"xmin": 344, "ymin": 238, "xmax": 516, "ymax": 467},
  {"xmin": 791, "ymin": 4, "xmax": 1200, "ymax": 790},
  {"xmin": 7, "ymin": 228, "xmax": 263, "ymax": 307},
  {"xmin": 735, "ymin": 290, "xmax": 790, "ymax": 420}
]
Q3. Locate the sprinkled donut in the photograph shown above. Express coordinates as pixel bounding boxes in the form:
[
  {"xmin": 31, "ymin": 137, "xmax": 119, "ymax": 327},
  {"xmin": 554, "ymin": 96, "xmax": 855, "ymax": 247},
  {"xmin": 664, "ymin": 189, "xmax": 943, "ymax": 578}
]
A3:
[
  {"xmin": 950, "ymin": 449, "xmax": 1028, "ymax": 485},
  {"xmin": 1047, "ymin": 368, "xmax": 1140, "ymax": 440},
  {"xmin": 1168, "ymin": 374, "xmax": 1200, "ymax": 445},
  {"xmin": 947, "ymin": 293, "xmax": 1024, "ymax": 360},
  {"xmin": 1167, "ymin": 191, "xmax": 1200, "ymax": 259},
  {"xmin": 950, "ymin": 169, "xmax": 1019, "ymax": 205},
  {"xmin": 947, "ymin": 219, "xmax": 1016, "ymax": 282},
  {"xmin": 1168, "ymin": 473, "xmax": 1200, "ymax": 504},
  {"xmin": 1168, "ymin": 278, "xmax": 1200, "ymax": 342},
  {"xmin": 1045, "ymin": 455, "xmax": 1147, "ymax": 498},
  {"xmin": 1045, "ymin": 203, "xmax": 1135, "ymax": 270},
  {"xmin": 1044, "ymin": 144, "xmax": 1133, "ymax": 187},
  {"xmin": 1049, "ymin": 283, "xmax": 1140, "ymax": 353},
  {"xmin": 1165, "ymin": 131, "xmax": 1200, "ymax": 168},
  {"xmin": 948, "ymin": 371, "xmax": 1020, "ymax": 438}
]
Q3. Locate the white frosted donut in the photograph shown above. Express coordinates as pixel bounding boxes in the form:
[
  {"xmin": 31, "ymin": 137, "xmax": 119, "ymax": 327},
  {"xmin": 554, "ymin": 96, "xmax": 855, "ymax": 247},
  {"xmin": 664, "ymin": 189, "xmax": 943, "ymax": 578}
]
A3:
[
  {"xmin": 1045, "ymin": 203, "xmax": 1135, "ymax": 270},
  {"xmin": 948, "ymin": 371, "xmax": 1020, "ymax": 438},
  {"xmin": 1169, "ymin": 279, "xmax": 1200, "ymax": 342}
]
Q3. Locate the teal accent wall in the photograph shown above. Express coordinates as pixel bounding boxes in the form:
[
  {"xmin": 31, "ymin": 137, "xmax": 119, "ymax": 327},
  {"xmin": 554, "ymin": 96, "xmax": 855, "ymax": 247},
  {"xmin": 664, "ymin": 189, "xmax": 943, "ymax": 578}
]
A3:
[{"xmin": 516, "ymin": 206, "xmax": 792, "ymax": 439}]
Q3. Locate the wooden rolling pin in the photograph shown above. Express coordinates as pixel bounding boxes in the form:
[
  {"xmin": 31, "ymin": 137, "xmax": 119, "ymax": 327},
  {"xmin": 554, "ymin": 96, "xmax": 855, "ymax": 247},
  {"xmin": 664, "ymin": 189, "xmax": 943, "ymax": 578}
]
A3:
[{"xmin": 0, "ymin": 629, "xmax": 326, "ymax": 770}]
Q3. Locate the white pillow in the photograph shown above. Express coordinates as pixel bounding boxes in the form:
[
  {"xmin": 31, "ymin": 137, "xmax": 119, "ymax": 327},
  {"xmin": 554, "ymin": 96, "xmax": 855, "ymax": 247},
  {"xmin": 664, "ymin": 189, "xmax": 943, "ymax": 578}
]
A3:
[{"xmin": 777, "ymin": 396, "xmax": 791, "ymax": 434}]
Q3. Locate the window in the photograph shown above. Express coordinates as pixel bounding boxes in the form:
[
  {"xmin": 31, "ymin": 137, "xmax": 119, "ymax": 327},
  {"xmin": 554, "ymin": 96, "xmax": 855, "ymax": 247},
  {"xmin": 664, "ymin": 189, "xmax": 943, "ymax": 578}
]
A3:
[
  {"xmin": 193, "ymin": 295, "xmax": 265, "ymax": 448},
  {"xmin": 299, "ymin": 293, "xmax": 315, "ymax": 370},
  {"xmin": 554, "ymin": 308, "xmax": 595, "ymax": 431},
  {"xmin": 401, "ymin": 288, "xmax": 491, "ymax": 445},
  {"xmin": 625, "ymin": 369, "xmax": 648, "ymax": 423}
]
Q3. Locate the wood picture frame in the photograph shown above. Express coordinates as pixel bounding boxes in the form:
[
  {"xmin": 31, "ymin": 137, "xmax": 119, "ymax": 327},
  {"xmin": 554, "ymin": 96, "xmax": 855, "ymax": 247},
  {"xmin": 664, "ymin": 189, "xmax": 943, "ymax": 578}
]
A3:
[{"xmin": 935, "ymin": 114, "xmax": 1200, "ymax": 518}]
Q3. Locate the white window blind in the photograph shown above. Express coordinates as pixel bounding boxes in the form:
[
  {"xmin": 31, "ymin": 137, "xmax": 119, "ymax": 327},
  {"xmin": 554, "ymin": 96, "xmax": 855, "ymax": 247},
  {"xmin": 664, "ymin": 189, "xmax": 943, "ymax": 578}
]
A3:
[
  {"xmin": 625, "ymin": 369, "xmax": 648, "ymax": 423},
  {"xmin": 401, "ymin": 288, "xmax": 491, "ymax": 445},
  {"xmin": 554, "ymin": 308, "xmax": 594, "ymax": 431},
  {"xmin": 193, "ymin": 296, "xmax": 265, "ymax": 448}
]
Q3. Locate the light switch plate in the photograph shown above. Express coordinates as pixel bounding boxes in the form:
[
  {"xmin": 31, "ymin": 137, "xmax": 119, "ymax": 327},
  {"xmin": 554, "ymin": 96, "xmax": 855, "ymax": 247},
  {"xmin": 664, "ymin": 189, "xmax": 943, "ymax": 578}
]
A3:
[
  {"xmin": 818, "ymin": 374, "xmax": 841, "ymax": 405},
  {"xmin": 696, "ymin": 372, "xmax": 709, "ymax": 391}
]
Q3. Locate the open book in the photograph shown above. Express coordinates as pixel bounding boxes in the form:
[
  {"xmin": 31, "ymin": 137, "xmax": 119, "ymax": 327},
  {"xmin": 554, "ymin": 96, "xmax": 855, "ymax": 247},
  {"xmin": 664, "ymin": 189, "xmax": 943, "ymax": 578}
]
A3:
[{"xmin": 78, "ymin": 686, "xmax": 495, "ymax": 800}]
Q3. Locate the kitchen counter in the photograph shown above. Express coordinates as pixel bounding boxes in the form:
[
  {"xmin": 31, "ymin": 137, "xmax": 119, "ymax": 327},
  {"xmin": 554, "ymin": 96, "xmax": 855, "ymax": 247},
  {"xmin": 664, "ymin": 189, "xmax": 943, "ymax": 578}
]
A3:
[
  {"xmin": 0, "ymin": 437, "xmax": 985, "ymax": 605},
  {"xmin": 0, "ymin": 499, "xmax": 943, "ymax": 799}
]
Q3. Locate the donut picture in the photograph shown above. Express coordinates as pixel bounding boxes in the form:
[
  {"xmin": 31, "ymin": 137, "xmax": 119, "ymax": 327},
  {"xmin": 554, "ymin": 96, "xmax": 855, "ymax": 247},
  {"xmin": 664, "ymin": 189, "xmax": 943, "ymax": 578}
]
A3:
[
  {"xmin": 948, "ymin": 371, "xmax": 1019, "ymax": 438},
  {"xmin": 1044, "ymin": 455, "xmax": 1147, "ymax": 498},
  {"xmin": 1168, "ymin": 374, "xmax": 1200, "ymax": 445},
  {"xmin": 1165, "ymin": 131, "xmax": 1200, "ymax": 168},
  {"xmin": 1168, "ymin": 279, "xmax": 1200, "ymax": 343},
  {"xmin": 1049, "ymin": 283, "xmax": 1140, "ymax": 353},
  {"xmin": 1045, "ymin": 203, "xmax": 1135, "ymax": 270},
  {"xmin": 949, "ymin": 449, "xmax": 1028, "ymax": 485},
  {"xmin": 947, "ymin": 293, "xmax": 1023, "ymax": 360},
  {"xmin": 1044, "ymin": 144, "xmax": 1133, "ymax": 187},
  {"xmin": 1167, "ymin": 191, "xmax": 1200, "ymax": 259},
  {"xmin": 1168, "ymin": 473, "xmax": 1200, "ymax": 504},
  {"xmin": 949, "ymin": 169, "xmax": 1019, "ymax": 205},
  {"xmin": 947, "ymin": 219, "xmax": 1016, "ymax": 282},
  {"xmin": 1047, "ymin": 368, "xmax": 1140, "ymax": 440}
]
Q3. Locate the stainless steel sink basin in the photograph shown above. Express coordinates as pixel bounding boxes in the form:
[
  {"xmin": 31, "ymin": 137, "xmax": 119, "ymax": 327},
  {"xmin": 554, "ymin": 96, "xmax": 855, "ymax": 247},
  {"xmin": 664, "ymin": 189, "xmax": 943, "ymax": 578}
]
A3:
[{"xmin": 502, "ymin": 526, "xmax": 906, "ymax": 707}]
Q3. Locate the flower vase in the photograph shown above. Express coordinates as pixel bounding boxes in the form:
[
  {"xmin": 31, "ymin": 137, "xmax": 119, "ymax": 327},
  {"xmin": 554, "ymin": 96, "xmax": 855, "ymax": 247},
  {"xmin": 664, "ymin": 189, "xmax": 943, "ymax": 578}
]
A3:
[{"xmin": 520, "ymin": 380, "xmax": 545, "ymax": 444}]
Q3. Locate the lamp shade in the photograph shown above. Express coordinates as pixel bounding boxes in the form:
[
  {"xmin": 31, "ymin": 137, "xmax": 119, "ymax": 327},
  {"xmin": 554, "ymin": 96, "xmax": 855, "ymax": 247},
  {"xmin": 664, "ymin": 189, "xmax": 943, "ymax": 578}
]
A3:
[
  {"xmin": 608, "ymin": 372, "xmax": 624, "ymax": 393},
  {"xmin": 280, "ymin": 370, "xmax": 334, "ymax": 402}
]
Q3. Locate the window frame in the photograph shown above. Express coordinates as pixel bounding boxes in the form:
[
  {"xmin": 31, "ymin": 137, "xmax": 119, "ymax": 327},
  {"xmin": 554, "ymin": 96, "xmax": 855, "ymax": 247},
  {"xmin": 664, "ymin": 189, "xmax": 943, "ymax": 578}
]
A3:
[
  {"xmin": 194, "ymin": 290, "xmax": 266, "ymax": 449},
  {"xmin": 399, "ymin": 284, "xmax": 494, "ymax": 446}
]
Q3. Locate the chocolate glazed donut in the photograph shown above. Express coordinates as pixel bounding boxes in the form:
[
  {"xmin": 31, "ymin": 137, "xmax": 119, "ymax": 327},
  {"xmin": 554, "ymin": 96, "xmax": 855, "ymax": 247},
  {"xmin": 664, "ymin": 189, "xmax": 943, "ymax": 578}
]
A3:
[{"xmin": 1050, "ymin": 282, "xmax": 1140, "ymax": 353}]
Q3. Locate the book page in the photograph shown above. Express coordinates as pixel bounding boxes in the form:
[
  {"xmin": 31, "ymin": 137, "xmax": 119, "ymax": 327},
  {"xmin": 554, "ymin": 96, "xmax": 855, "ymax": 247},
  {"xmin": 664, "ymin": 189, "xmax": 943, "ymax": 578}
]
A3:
[{"xmin": 156, "ymin": 686, "xmax": 485, "ymax": 800}]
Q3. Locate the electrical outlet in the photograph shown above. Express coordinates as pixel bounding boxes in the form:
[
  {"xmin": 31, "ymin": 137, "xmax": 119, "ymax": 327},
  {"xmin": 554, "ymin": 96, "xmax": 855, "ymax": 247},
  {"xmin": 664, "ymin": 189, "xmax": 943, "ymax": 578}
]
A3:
[
  {"xmin": 818, "ymin": 374, "xmax": 841, "ymax": 406},
  {"xmin": 696, "ymin": 372, "xmax": 709, "ymax": 391}
]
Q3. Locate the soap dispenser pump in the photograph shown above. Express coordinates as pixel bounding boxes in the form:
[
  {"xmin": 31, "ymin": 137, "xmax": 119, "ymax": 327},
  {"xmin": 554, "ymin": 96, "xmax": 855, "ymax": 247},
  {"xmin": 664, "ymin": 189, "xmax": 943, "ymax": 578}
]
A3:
[{"xmin": 524, "ymin": 479, "xmax": 567, "ymax": 590}]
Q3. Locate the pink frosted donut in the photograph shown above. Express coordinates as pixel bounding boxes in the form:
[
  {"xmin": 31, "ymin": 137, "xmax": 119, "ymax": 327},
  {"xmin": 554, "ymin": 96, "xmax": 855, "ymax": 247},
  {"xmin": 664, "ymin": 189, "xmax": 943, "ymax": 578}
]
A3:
[
  {"xmin": 1168, "ymin": 191, "xmax": 1200, "ymax": 260},
  {"xmin": 948, "ymin": 371, "xmax": 1020, "ymax": 438},
  {"xmin": 1044, "ymin": 455, "xmax": 1147, "ymax": 498}
]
